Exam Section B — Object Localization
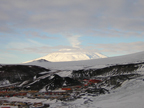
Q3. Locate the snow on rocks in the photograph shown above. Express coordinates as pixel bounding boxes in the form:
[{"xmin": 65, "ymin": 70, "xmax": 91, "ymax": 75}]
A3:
[{"xmin": 50, "ymin": 76, "xmax": 144, "ymax": 108}]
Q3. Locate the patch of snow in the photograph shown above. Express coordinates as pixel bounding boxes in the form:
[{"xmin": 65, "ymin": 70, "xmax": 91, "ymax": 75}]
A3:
[
  {"xmin": 1, "ymin": 80, "xmax": 10, "ymax": 85},
  {"xmin": 18, "ymin": 80, "xmax": 29, "ymax": 87},
  {"xmin": 39, "ymin": 71, "xmax": 49, "ymax": 75},
  {"xmin": 33, "ymin": 75, "xmax": 36, "ymax": 80},
  {"xmin": 56, "ymin": 70, "xmax": 72, "ymax": 77},
  {"xmin": 49, "ymin": 75, "xmax": 54, "ymax": 79},
  {"xmin": 39, "ymin": 86, "xmax": 46, "ymax": 92}
]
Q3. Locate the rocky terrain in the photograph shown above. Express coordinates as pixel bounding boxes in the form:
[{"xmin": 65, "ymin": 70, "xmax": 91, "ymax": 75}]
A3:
[
  {"xmin": 0, "ymin": 51, "xmax": 144, "ymax": 108},
  {"xmin": 0, "ymin": 65, "xmax": 49, "ymax": 85},
  {"xmin": 0, "ymin": 61, "xmax": 143, "ymax": 95}
]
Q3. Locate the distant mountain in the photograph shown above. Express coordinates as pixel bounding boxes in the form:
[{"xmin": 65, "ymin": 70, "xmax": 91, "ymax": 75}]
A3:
[
  {"xmin": 24, "ymin": 51, "xmax": 144, "ymax": 71},
  {"xmin": 24, "ymin": 50, "xmax": 107, "ymax": 63}
]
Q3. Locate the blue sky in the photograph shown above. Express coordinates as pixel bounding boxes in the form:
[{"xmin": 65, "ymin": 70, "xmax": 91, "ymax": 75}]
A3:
[{"xmin": 0, "ymin": 0, "xmax": 144, "ymax": 64}]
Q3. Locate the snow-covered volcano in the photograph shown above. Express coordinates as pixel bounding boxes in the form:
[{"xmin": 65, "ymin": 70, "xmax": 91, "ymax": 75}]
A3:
[
  {"xmin": 24, "ymin": 51, "xmax": 144, "ymax": 71},
  {"xmin": 25, "ymin": 50, "xmax": 107, "ymax": 63}
]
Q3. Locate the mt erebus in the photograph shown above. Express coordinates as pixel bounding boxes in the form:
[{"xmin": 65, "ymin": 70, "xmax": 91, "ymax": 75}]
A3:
[{"xmin": 25, "ymin": 49, "xmax": 107, "ymax": 63}]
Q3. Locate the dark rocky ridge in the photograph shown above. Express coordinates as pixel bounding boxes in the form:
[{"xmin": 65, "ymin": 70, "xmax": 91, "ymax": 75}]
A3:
[
  {"xmin": 0, "ymin": 65, "xmax": 50, "ymax": 83},
  {"xmin": 72, "ymin": 62, "xmax": 144, "ymax": 79},
  {"xmin": 24, "ymin": 74, "xmax": 82, "ymax": 91},
  {"xmin": 0, "ymin": 62, "xmax": 144, "ymax": 92},
  {"xmin": 72, "ymin": 62, "xmax": 144, "ymax": 89}
]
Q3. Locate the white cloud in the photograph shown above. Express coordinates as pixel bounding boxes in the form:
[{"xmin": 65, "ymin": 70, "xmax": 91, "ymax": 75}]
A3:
[
  {"xmin": 64, "ymin": 33, "xmax": 81, "ymax": 48},
  {"xmin": 93, "ymin": 41, "xmax": 144, "ymax": 56},
  {"xmin": 66, "ymin": 35, "xmax": 81, "ymax": 48},
  {"xmin": 0, "ymin": 0, "xmax": 144, "ymax": 63},
  {"xmin": 6, "ymin": 39, "xmax": 46, "ymax": 51},
  {"xmin": 0, "ymin": 0, "xmax": 144, "ymax": 35}
]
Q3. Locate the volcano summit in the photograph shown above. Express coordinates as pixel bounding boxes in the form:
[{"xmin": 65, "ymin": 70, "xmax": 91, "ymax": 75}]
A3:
[{"xmin": 25, "ymin": 49, "xmax": 107, "ymax": 63}]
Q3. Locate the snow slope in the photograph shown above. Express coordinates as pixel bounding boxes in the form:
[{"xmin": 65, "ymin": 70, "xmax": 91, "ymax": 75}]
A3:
[
  {"xmin": 24, "ymin": 50, "xmax": 107, "ymax": 63},
  {"xmin": 24, "ymin": 51, "xmax": 144, "ymax": 70}
]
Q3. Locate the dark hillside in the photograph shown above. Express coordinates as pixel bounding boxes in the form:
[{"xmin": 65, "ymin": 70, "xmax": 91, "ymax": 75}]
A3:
[
  {"xmin": 72, "ymin": 63, "xmax": 143, "ymax": 79},
  {"xmin": 23, "ymin": 74, "xmax": 82, "ymax": 91},
  {"xmin": 0, "ymin": 65, "xmax": 50, "ymax": 83}
]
